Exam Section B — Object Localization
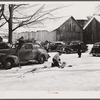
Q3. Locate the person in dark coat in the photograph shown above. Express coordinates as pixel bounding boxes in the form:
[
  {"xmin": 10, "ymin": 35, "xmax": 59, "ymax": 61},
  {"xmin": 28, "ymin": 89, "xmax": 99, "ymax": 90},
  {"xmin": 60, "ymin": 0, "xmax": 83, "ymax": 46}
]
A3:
[
  {"xmin": 0, "ymin": 36, "xmax": 3, "ymax": 42},
  {"xmin": 77, "ymin": 43, "xmax": 82, "ymax": 58},
  {"xmin": 44, "ymin": 40, "xmax": 49, "ymax": 52},
  {"xmin": 17, "ymin": 36, "xmax": 24, "ymax": 49}
]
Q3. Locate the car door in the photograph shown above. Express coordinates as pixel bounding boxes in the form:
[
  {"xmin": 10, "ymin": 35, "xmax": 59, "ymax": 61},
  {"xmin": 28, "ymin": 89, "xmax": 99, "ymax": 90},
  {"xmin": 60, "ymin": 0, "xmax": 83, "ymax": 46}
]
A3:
[{"xmin": 18, "ymin": 43, "xmax": 36, "ymax": 61}]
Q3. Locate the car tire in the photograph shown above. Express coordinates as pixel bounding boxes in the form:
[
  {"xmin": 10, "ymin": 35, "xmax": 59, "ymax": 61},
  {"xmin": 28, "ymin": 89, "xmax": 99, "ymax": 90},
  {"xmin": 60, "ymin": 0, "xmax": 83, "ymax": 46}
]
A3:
[
  {"xmin": 3, "ymin": 59, "xmax": 14, "ymax": 69},
  {"xmin": 38, "ymin": 54, "xmax": 45, "ymax": 64}
]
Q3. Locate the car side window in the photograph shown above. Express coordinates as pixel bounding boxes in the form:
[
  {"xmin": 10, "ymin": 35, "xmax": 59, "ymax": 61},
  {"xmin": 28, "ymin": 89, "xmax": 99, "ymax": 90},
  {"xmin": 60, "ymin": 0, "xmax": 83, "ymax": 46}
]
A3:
[
  {"xmin": 25, "ymin": 44, "xmax": 33, "ymax": 49},
  {"xmin": 20, "ymin": 44, "xmax": 33, "ymax": 50},
  {"xmin": 21, "ymin": 44, "xmax": 25, "ymax": 50}
]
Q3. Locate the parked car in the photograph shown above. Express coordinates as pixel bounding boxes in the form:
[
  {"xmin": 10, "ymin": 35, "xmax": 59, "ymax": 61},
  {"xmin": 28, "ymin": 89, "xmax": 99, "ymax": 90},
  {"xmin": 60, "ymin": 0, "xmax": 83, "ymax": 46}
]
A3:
[
  {"xmin": 0, "ymin": 42, "xmax": 50, "ymax": 69},
  {"xmin": 90, "ymin": 42, "xmax": 100, "ymax": 56},
  {"xmin": 48, "ymin": 41, "xmax": 73, "ymax": 54},
  {"xmin": 0, "ymin": 42, "xmax": 10, "ymax": 49},
  {"xmin": 68, "ymin": 40, "xmax": 88, "ymax": 52}
]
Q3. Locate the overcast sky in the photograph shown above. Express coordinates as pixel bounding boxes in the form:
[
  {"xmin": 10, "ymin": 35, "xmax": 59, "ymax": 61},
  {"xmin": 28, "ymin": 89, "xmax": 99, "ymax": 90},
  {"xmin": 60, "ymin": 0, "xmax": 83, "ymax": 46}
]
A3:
[
  {"xmin": 1, "ymin": 1, "xmax": 100, "ymax": 34},
  {"xmin": 42, "ymin": 1, "xmax": 100, "ymax": 19},
  {"xmin": 17, "ymin": 1, "xmax": 100, "ymax": 32},
  {"xmin": 4, "ymin": 1, "xmax": 100, "ymax": 19}
]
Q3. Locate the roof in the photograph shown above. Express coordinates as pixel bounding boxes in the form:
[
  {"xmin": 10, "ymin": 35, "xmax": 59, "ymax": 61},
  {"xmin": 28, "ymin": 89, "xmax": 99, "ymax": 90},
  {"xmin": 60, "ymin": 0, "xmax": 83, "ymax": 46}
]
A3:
[
  {"xmin": 15, "ymin": 15, "xmax": 83, "ymax": 33},
  {"xmin": 40, "ymin": 15, "xmax": 72, "ymax": 32},
  {"xmin": 75, "ymin": 17, "xmax": 88, "ymax": 20},
  {"xmin": 14, "ymin": 16, "xmax": 72, "ymax": 33},
  {"xmin": 46, "ymin": 16, "xmax": 83, "ymax": 31},
  {"xmin": 83, "ymin": 16, "xmax": 100, "ymax": 30},
  {"xmin": 41, "ymin": 15, "xmax": 82, "ymax": 31}
]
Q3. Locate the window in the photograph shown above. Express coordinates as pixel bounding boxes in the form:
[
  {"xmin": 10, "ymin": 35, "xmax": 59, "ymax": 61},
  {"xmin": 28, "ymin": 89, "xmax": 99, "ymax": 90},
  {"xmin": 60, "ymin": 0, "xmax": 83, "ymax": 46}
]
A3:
[
  {"xmin": 21, "ymin": 44, "xmax": 33, "ymax": 50},
  {"xmin": 21, "ymin": 45, "xmax": 25, "ymax": 49},
  {"xmin": 25, "ymin": 44, "xmax": 33, "ymax": 49}
]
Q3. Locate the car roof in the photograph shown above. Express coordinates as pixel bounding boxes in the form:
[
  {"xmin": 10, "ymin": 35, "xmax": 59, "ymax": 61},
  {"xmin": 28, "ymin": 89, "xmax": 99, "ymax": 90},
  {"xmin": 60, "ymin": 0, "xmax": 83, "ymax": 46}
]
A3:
[
  {"xmin": 23, "ymin": 42, "xmax": 33, "ymax": 44},
  {"xmin": 23, "ymin": 42, "xmax": 40, "ymax": 45},
  {"xmin": 71, "ymin": 40, "xmax": 83, "ymax": 43},
  {"xmin": 54, "ymin": 41, "xmax": 65, "ymax": 44}
]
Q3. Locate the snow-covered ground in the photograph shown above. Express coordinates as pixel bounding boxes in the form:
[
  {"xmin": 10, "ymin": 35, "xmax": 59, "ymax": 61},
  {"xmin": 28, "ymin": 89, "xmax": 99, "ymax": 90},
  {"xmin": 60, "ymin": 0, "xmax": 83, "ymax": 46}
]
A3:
[{"xmin": 1, "ymin": 44, "xmax": 100, "ymax": 92}]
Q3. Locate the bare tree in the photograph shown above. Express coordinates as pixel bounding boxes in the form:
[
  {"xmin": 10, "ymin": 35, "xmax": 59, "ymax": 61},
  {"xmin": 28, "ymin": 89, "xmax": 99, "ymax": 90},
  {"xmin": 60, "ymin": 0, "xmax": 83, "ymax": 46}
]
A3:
[
  {"xmin": 0, "ymin": 5, "xmax": 7, "ymax": 27},
  {"xmin": 2, "ymin": 4, "xmax": 70, "ymax": 44}
]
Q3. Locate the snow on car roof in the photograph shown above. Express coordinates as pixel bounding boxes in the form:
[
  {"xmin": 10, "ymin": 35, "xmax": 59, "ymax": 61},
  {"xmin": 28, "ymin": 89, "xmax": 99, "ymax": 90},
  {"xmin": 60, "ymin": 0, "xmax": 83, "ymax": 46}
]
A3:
[{"xmin": 54, "ymin": 41, "xmax": 65, "ymax": 43}]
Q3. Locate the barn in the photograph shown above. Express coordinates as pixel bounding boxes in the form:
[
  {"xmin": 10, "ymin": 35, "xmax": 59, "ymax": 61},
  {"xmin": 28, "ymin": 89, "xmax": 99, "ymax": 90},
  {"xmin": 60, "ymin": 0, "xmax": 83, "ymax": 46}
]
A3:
[
  {"xmin": 83, "ymin": 16, "xmax": 100, "ymax": 44},
  {"xmin": 13, "ymin": 16, "xmax": 83, "ymax": 43},
  {"xmin": 55, "ymin": 16, "xmax": 83, "ymax": 42}
]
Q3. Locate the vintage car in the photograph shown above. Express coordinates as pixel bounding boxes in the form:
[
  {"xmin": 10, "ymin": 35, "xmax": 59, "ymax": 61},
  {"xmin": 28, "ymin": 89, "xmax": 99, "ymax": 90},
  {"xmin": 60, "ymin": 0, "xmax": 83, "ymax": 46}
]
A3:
[
  {"xmin": 90, "ymin": 42, "xmax": 100, "ymax": 56},
  {"xmin": 0, "ymin": 42, "xmax": 50, "ymax": 69},
  {"xmin": 68, "ymin": 40, "xmax": 88, "ymax": 52},
  {"xmin": 48, "ymin": 41, "xmax": 73, "ymax": 54},
  {"xmin": 0, "ymin": 42, "xmax": 10, "ymax": 49}
]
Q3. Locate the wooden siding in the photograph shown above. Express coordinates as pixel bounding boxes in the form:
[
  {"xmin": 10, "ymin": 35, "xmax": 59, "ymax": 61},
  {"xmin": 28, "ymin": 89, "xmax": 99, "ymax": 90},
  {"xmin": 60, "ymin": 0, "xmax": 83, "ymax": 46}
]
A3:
[
  {"xmin": 56, "ymin": 17, "xmax": 83, "ymax": 42},
  {"xmin": 12, "ymin": 30, "xmax": 57, "ymax": 43},
  {"xmin": 77, "ymin": 20, "xmax": 88, "ymax": 28},
  {"xmin": 83, "ymin": 18, "xmax": 100, "ymax": 44}
]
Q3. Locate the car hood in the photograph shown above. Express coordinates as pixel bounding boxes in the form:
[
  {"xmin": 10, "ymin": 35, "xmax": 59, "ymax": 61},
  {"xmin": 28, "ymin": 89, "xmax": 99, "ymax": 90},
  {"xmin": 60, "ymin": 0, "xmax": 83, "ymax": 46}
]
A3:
[{"xmin": 0, "ymin": 48, "xmax": 16, "ymax": 55}]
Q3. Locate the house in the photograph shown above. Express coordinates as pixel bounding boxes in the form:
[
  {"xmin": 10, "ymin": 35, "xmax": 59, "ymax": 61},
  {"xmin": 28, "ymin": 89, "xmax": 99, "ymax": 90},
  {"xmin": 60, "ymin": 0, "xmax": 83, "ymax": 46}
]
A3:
[
  {"xmin": 83, "ymin": 16, "xmax": 100, "ymax": 44},
  {"xmin": 55, "ymin": 16, "xmax": 83, "ymax": 42}
]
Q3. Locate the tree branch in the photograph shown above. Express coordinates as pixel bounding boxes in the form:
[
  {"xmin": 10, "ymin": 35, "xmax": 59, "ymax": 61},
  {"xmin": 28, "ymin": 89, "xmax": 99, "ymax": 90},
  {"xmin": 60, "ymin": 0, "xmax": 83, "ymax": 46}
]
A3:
[
  {"xmin": 0, "ymin": 21, "xmax": 7, "ymax": 27},
  {"xmin": 12, "ymin": 4, "xmax": 72, "ymax": 31}
]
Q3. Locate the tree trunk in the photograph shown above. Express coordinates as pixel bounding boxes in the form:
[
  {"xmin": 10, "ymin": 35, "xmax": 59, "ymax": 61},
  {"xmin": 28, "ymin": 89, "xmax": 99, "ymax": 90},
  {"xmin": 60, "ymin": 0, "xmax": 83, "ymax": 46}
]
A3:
[{"xmin": 8, "ymin": 4, "xmax": 13, "ymax": 44}]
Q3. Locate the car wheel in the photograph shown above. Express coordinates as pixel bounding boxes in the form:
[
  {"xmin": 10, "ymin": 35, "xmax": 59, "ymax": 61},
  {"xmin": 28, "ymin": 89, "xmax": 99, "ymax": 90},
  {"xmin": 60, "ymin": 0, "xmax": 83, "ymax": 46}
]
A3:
[
  {"xmin": 3, "ymin": 59, "xmax": 14, "ymax": 69},
  {"xmin": 38, "ymin": 54, "xmax": 45, "ymax": 64}
]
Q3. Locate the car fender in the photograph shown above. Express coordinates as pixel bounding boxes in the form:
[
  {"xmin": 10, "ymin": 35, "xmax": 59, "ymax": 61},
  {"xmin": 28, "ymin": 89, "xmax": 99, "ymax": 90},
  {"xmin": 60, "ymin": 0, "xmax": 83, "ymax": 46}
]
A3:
[
  {"xmin": 0, "ymin": 54, "xmax": 19, "ymax": 65},
  {"xmin": 37, "ymin": 52, "xmax": 45, "ymax": 59}
]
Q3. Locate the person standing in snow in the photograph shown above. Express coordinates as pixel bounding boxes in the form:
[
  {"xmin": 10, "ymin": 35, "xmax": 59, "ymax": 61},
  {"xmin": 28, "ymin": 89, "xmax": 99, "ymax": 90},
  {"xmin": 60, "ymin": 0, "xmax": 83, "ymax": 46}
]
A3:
[
  {"xmin": 77, "ymin": 43, "xmax": 82, "ymax": 58},
  {"xmin": 17, "ymin": 36, "xmax": 24, "ymax": 49},
  {"xmin": 0, "ymin": 36, "xmax": 3, "ymax": 42},
  {"xmin": 44, "ymin": 40, "xmax": 49, "ymax": 52},
  {"xmin": 51, "ymin": 51, "xmax": 62, "ymax": 68}
]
